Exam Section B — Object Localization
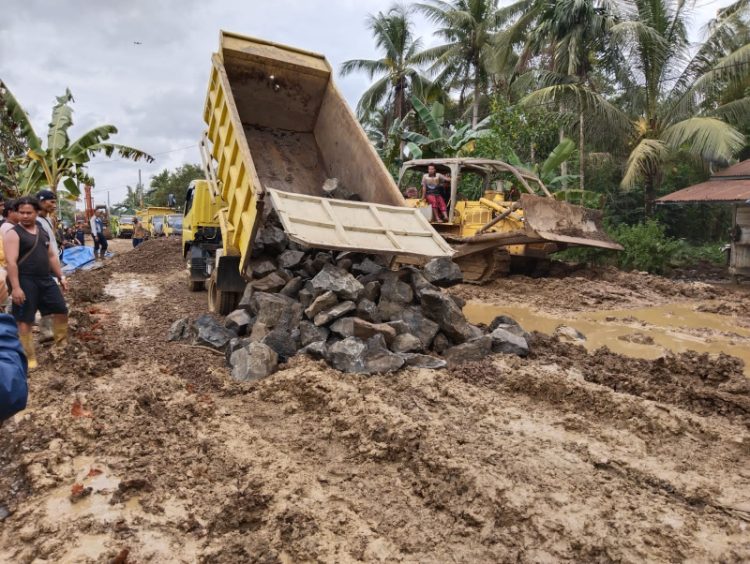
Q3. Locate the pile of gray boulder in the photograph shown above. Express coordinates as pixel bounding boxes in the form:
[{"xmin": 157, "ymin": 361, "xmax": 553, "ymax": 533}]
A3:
[{"xmin": 169, "ymin": 225, "xmax": 530, "ymax": 381}]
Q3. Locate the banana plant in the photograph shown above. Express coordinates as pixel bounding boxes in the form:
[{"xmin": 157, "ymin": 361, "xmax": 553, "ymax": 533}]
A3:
[
  {"xmin": 1, "ymin": 84, "xmax": 154, "ymax": 197},
  {"xmin": 402, "ymin": 95, "xmax": 490, "ymax": 159},
  {"xmin": 507, "ymin": 137, "xmax": 579, "ymax": 189}
]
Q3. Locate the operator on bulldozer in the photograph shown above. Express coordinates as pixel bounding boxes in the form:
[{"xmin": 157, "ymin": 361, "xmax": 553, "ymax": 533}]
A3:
[{"xmin": 420, "ymin": 164, "xmax": 450, "ymax": 223}]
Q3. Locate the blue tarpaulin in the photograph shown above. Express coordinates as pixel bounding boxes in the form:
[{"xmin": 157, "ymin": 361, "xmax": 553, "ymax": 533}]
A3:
[{"xmin": 61, "ymin": 246, "xmax": 95, "ymax": 274}]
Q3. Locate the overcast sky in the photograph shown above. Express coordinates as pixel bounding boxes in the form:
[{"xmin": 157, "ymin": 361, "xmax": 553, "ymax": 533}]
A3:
[{"xmin": 0, "ymin": 0, "xmax": 736, "ymax": 209}]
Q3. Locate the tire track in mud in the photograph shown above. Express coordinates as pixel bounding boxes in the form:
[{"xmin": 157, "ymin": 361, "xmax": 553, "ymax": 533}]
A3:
[{"xmin": 2, "ymin": 239, "xmax": 750, "ymax": 562}]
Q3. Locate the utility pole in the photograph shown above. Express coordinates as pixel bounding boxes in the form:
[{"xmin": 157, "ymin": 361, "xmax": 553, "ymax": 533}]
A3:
[
  {"xmin": 107, "ymin": 191, "xmax": 110, "ymax": 211},
  {"xmin": 138, "ymin": 169, "xmax": 143, "ymax": 208}
]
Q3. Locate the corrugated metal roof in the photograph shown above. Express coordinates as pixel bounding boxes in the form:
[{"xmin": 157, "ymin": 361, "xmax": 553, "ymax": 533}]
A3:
[{"xmin": 657, "ymin": 160, "xmax": 750, "ymax": 203}]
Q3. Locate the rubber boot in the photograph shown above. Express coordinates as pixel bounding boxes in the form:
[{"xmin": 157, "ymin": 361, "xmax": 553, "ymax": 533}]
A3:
[
  {"xmin": 39, "ymin": 315, "xmax": 54, "ymax": 343},
  {"xmin": 19, "ymin": 333, "xmax": 38, "ymax": 370},
  {"xmin": 53, "ymin": 319, "xmax": 68, "ymax": 346}
]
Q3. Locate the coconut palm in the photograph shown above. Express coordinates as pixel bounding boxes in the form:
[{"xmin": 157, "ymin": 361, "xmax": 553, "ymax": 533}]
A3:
[
  {"xmin": 340, "ymin": 4, "xmax": 433, "ymax": 124},
  {"xmin": 414, "ymin": 0, "xmax": 504, "ymax": 127},
  {"xmin": 0, "ymin": 84, "xmax": 153, "ymax": 197},
  {"xmin": 615, "ymin": 0, "xmax": 749, "ymax": 214}
]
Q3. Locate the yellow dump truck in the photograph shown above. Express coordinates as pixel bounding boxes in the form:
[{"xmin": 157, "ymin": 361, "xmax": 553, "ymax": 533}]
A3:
[
  {"xmin": 194, "ymin": 31, "xmax": 620, "ymax": 313},
  {"xmin": 183, "ymin": 180, "xmax": 226, "ymax": 291},
  {"xmin": 194, "ymin": 32, "xmax": 453, "ymax": 313},
  {"xmin": 138, "ymin": 206, "xmax": 175, "ymax": 238},
  {"xmin": 117, "ymin": 216, "xmax": 135, "ymax": 238}
]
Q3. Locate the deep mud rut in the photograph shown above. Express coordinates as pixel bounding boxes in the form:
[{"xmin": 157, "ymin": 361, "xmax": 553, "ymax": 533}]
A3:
[{"xmin": 1, "ymin": 238, "xmax": 749, "ymax": 563}]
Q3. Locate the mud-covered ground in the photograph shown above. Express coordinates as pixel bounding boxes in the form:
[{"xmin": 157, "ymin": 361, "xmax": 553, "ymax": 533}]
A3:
[{"xmin": 1, "ymin": 239, "xmax": 748, "ymax": 563}]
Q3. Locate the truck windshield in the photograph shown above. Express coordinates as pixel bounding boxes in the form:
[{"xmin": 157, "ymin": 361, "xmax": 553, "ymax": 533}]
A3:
[{"xmin": 120, "ymin": 216, "xmax": 134, "ymax": 224}]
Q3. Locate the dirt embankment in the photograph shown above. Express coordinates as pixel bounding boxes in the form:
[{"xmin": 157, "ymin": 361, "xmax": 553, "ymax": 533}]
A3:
[{"xmin": 1, "ymin": 240, "xmax": 749, "ymax": 562}]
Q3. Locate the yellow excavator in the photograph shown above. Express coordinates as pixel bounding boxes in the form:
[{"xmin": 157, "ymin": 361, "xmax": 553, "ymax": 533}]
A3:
[{"xmin": 399, "ymin": 158, "xmax": 622, "ymax": 282}]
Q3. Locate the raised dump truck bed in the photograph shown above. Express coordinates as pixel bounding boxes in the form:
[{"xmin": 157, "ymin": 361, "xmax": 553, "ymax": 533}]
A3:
[{"xmin": 200, "ymin": 32, "xmax": 451, "ymax": 312}]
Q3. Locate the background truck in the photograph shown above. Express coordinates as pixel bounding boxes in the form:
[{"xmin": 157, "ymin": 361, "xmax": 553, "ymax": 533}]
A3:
[
  {"xmin": 193, "ymin": 32, "xmax": 452, "ymax": 313},
  {"xmin": 117, "ymin": 215, "xmax": 135, "ymax": 238}
]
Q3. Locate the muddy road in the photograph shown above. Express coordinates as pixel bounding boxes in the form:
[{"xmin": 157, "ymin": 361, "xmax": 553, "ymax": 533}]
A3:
[{"xmin": 1, "ymin": 238, "xmax": 748, "ymax": 562}]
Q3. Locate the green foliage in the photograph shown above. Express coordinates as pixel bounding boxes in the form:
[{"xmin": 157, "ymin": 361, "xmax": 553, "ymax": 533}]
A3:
[
  {"xmin": 146, "ymin": 164, "xmax": 203, "ymax": 209},
  {"xmin": 473, "ymin": 96, "xmax": 562, "ymax": 164},
  {"xmin": 402, "ymin": 96, "xmax": 490, "ymax": 159},
  {"xmin": 556, "ymin": 220, "xmax": 728, "ymax": 274}
]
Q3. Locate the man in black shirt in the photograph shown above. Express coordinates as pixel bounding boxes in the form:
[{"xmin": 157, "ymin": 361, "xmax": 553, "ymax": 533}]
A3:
[{"xmin": 3, "ymin": 197, "xmax": 68, "ymax": 369}]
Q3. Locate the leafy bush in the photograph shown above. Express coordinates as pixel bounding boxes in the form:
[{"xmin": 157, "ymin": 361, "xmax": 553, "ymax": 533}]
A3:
[{"xmin": 554, "ymin": 220, "xmax": 725, "ymax": 275}]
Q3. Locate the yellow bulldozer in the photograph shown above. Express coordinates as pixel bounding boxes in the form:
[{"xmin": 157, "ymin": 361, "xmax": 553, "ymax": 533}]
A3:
[{"xmin": 398, "ymin": 158, "xmax": 622, "ymax": 282}]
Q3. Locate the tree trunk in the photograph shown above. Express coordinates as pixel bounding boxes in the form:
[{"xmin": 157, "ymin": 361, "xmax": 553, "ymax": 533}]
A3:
[
  {"xmin": 644, "ymin": 174, "xmax": 656, "ymax": 217},
  {"xmin": 578, "ymin": 111, "xmax": 585, "ymax": 191},
  {"xmin": 559, "ymin": 127, "xmax": 568, "ymax": 186},
  {"xmin": 472, "ymin": 71, "xmax": 480, "ymax": 128}
]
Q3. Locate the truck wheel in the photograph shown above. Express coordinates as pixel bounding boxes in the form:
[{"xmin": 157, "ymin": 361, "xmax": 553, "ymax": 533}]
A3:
[{"xmin": 207, "ymin": 274, "xmax": 240, "ymax": 315}]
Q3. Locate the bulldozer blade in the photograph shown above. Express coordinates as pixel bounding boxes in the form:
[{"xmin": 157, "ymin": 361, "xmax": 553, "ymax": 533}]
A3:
[{"xmin": 520, "ymin": 194, "xmax": 623, "ymax": 251}]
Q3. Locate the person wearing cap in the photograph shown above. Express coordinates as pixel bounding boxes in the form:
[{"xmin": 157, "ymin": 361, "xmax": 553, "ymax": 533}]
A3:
[
  {"xmin": 3, "ymin": 197, "xmax": 69, "ymax": 369},
  {"xmin": 90, "ymin": 209, "xmax": 108, "ymax": 259}
]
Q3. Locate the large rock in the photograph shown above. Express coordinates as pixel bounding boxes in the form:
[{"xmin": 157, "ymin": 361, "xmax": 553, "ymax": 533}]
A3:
[
  {"xmin": 423, "ymin": 257, "xmax": 463, "ymax": 287},
  {"xmin": 361, "ymin": 280, "xmax": 381, "ymax": 303},
  {"xmin": 230, "ymin": 342, "xmax": 278, "ymax": 381},
  {"xmin": 379, "ymin": 272, "xmax": 413, "ymax": 305},
  {"xmin": 250, "ymin": 272, "xmax": 286, "ymax": 293},
  {"xmin": 396, "ymin": 307, "xmax": 439, "ymax": 349},
  {"xmin": 251, "ymin": 292, "xmax": 302, "ymax": 331},
  {"xmin": 554, "ymin": 325, "xmax": 586, "ymax": 342},
  {"xmin": 278, "ymin": 250, "xmax": 305, "ymax": 269},
  {"xmin": 398, "ymin": 353, "xmax": 447, "ymax": 370},
  {"xmin": 376, "ymin": 300, "xmax": 404, "ymax": 322},
  {"xmin": 311, "ymin": 264, "xmax": 364, "ymax": 301},
  {"xmin": 314, "ymin": 301, "xmax": 356, "ymax": 326},
  {"xmin": 352, "ymin": 258, "xmax": 384, "ymax": 276},
  {"xmin": 408, "ymin": 268, "xmax": 439, "ymax": 299},
  {"xmin": 224, "ymin": 309, "xmax": 254, "ymax": 336},
  {"xmin": 490, "ymin": 327, "xmax": 529, "ymax": 357},
  {"xmin": 279, "ymin": 276, "xmax": 305, "ymax": 299},
  {"xmin": 262, "ymin": 328, "xmax": 300, "ymax": 361},
  {"xmin": 391, "ymin": 333, "xmax": 423, "ymax": 353},
  {"xmin": 356, "ymin": 299, "xmax": 379, "ymax": 322},
  {"xmin": 328, "ymin": 337, "xmax": 367, "ymax": 373},
  {"xmin": 195, "ymin": 318, "xmax": 237, "ymax": 350},
  {"xmin": 300, "ymin": 341, "xmax": 328, "ymax": 360},
  {"xmin": 311, "ymin": 252, "xmax": 334, "ymax": 271},
  {"xmin": 432, "ymin": 333, "xmax": 451, "ymax": 354},
  {"xmin": 256, "ymin": 225, "xmax": 288, "ymax": 254},
  {"xmin": 420, "ymin": 289, "xmax": 478, "ymax": 343},
  {"xmin": 299, "ymin": 320, "xmax": 330, "ymax": 347},
  {"xmin": 167, "ymin": 318, "xmax": 189, "ymax": 341},
  {"xmin": 237, "ymin": 284, "xmax": 254, "ymax": 311},
  {"xmin": 330, "ymin": 317, "xmax": 397, "ymax": 344},
  {"xmin": 225, "ymin": 336, "xmax": 251, "ymax": 365},
  {"xmin": 443, "ymin": 335, "xmax": 493, "ymax": 366},
  {"xmin": 251, "ymin": 260, "xmax": 277, "ymax": 279},
  {"xmin": 249, "ymin": 322, "xmax": 270, "ymax": 343},
  {"xmin": 304, "ymin": 291, "xmax": 338, "ymax": 319},
  {"xmin": 298, "ymin": 288, "xmax": 314, "ymax": 309},
  {"xmin": 363, "ymin": 334, "xmax": 404, "ymax": 374}
]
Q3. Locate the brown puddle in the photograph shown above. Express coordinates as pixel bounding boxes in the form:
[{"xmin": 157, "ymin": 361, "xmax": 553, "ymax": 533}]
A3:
[{"xmin": 464, "ymin": 301, "xmax": 750, "ymax": 374}]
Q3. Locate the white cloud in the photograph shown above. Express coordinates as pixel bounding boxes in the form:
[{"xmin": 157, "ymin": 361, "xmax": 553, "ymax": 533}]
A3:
[{"xmin": 0, "ymin": 0, "xmax": 736, "ymax": 207}]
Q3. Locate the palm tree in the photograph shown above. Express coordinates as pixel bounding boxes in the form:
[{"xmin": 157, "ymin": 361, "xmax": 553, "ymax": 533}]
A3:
[
  {"xmin": 0, "ymin": 83, "xmax": 153, "ymax": 198},
  {"xmin": 615, "ymin": 0, "xmax": 749, "ymax": 214},
  {"xmin": 415, "ymin": 0, "xmax": 504, "ymax": 127},
  {"xmin": 340, "ymin": 4, "xmax": 432, "ymax": 124},
  {"xmin": 516, "ymin": 0, "xmax": 624, "ymax": 190}
]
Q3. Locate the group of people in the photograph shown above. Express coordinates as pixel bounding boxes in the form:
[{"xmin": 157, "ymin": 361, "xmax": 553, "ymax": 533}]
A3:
[{"xmin": 0, "ymin": 189, "xmax": 78, "ymax": 422}]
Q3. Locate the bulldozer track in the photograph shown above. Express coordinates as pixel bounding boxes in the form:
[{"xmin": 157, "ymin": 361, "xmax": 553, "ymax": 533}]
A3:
[{"xmin": 454, "ymin": 248, "xmax": 511, "ymax": 284}]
